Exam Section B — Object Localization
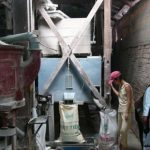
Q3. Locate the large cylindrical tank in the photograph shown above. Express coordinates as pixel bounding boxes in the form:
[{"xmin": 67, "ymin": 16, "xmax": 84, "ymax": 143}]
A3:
[
  {"xmin": 0, "ymin": 44, "xmax": 41, "ymax": 109},
  {"xmin": 0, "ymin": 45, "xmax": 23, "ymax": 101}
]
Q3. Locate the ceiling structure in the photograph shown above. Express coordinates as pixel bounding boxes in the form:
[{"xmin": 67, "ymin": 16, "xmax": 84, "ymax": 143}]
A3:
[
  {"xmin": 51, "ymin": 0, "xmax": 141, "ymax": 24},
  {"xmin": 0, "ymin": 0, "xmax": 141, "ymax": 31}
]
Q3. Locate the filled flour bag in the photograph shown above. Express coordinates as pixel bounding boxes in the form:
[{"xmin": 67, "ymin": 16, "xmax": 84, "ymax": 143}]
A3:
[{"xmin": 59, "ymin": 103, "xmax": 85, "ymax": 143}]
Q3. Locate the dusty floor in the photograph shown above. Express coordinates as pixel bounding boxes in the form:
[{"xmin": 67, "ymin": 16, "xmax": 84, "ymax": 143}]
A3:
[{"xmin": 0, "ymin": 129, "xmax": 144, "ymax": 150}]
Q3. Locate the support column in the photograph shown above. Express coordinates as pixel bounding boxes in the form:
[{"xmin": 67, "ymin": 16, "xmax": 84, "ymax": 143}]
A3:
[
  {"xmin": 12, "ymin": 110, "xmax": 17, "ymax": 150},
  {"xmin": 48, "ymin": 96, "xmax": 55, "ymax": 141},
  {"xmin": 104, "ymin": 0, "xmax": 112, "ymax": 105}
]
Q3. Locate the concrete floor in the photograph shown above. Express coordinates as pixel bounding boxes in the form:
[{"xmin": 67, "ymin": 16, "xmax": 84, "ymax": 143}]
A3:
[{"xmin": 128, "ymin": 129, "xmax": 142, "ymax": 150}]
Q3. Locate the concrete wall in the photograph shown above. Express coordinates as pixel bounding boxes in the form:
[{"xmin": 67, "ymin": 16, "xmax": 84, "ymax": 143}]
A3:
[{"xmin": 112, "ymin": 0, "xmax": 150, "ymax": 102}]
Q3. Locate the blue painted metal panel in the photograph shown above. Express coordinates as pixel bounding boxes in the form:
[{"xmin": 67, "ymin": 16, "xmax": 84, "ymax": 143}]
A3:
[{"xmin": 38, "ymin": 57, "xmax": 102, "ymax": 102}]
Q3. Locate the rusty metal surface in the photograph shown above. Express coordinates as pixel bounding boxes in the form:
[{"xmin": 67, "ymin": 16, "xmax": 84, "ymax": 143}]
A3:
[
  {"xmin": 0, "ymin": 45, "xmax": 40, "ymax": 103},
  {"xmin": 23, "ymin": 50, "xmax": 41, "ymax": 88},
  {"xmin": 0, "ymin": 47, "xmax": 23, "ymax": 99}
]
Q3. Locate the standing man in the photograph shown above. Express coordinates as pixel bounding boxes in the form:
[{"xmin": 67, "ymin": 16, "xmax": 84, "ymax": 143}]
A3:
[
  {"xmin": 108, "ymin": 71, "xmax": 134, "ymax": 150},
  {"xmin": 143, "ymin": 86, "xmax": 150, "ymax": 150}
]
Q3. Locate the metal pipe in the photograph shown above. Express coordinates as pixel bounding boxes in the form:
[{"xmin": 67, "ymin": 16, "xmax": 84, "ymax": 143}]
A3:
[
  {"xmin": 12, "ymin": 110, "xmax": 17, "ymax": 150},
  {"xmin": 16, "ymin": 127, "xmax": 25, "ymax": 139},
  {"xmin": 0, "ymin": 32, "xmax": 39, "ymax": 49}
]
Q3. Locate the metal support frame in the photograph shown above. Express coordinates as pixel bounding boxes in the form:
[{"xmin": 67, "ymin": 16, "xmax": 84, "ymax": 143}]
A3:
[
  {"xmin": 47, "ymin": 99, "xmax": 55, "ymax": 141},
  {"xmin": 28, "ymin": 116, "xmax": 48, "ymax": 137},
  {"xmin": 47, "ymin": 137, "xmax": 96, "ymax": 150},
  {"xmin": 27, "ymin": 115, "xmax": 48, "ymax": 150},
  {"xmin": 0, "ymin": 110, "xmax": 17, "ymax": 150},
  {"xmin": 0, "ymin": 127, "xmax": 16, "ymax": 150},
  {"xmin": 38, "ymin": 0, "xmax": 107, "ymax": 108}
]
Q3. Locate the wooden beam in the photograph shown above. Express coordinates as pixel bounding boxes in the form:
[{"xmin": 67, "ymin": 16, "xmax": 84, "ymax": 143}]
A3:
[
  {"xmin": 104, "ymin": 0, "xmax": 112, "ymax": 98},
  {"xmin": 122, "ymin": 0, "xmax": 132, "ymax": 7},
  {"xmin": 38, "ymin": 7, "xmax": 71, "ymax": 95},
  {"xmin": 70, "ymin": 0, "xmax": 103, "ymax": 51},
  {"xmin": 70, "ymin": 54, "xmax": 106, "ymax": 106},
  {"xmin": 39, "ymin": 0, "xmax": 103, "ymax": 95},
  {"xmin": 39, "ymin": 0, "xmax": 106, "ymax": 107},
  {"xmin": 38, "ymin": 7, "xmax": 68, "ymax": 54},
  {"xmin": 42, "ymin": 54, "xmax": 69, "ymax": 95}
]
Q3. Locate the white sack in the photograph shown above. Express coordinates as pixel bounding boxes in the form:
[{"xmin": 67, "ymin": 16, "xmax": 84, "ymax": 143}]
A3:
[
  {"xmin": 99, "ymin": 109, "xmax": 118, "ymax": 150},
  {"xmin": 59, "ymin": 103, "xmax": 85, "ymax": 143}
]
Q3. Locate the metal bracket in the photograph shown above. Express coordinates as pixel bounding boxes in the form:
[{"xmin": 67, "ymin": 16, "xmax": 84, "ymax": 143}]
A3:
[{"xmin": 28, "ymin": 115, "xmax": 48, "ymax": 137}]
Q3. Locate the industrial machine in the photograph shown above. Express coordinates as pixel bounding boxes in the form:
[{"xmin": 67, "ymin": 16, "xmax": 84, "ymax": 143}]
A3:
[
  {"xmin": 0, "ymin": 33, "xmax": 41, "ymax": 149},
  {"xmin": 36, "ymin": 0, "xmax": 107, "ymax": 149},
  {"xmin": 0, "ymin": 0, "xmax": 112, "ymax": 149},
  {"xmin": 1, "ymin": 0, "xmax": 146, "ymax": 149}
]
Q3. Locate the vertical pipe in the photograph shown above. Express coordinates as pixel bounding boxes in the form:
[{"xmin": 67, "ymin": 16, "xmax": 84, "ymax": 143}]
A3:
[
  {"xmin": 5, "ymin": 7, "xmax": 12, "ymax": 30},
  {"xmin": 104, "ymin": 0, "xmax": 112, "ymax": 104},
  {"xmin": 48, "ymin": 96, "xmax": 55, "ymax": 141},
  {"xmin": 12, "ymin": 110, "xmax": 17, "ymax": 150},
  {"xmin": 27, "ymin": 0, "xmax": 35, "ymax": 32},
  {"xmin": 4, "ymin": 137, "xmax": 8, "ymax": 149},
  {"xmin": 2, "ymin": 112, "xmax": 9, "ymax": 128}
]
